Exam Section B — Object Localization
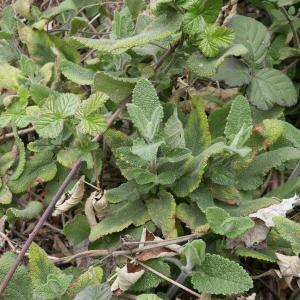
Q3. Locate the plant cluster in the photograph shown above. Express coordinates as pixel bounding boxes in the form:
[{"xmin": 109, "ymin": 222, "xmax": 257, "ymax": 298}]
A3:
[{"xmin": 0, "ymin": 0, "xmax": 300, "ymax": 299}]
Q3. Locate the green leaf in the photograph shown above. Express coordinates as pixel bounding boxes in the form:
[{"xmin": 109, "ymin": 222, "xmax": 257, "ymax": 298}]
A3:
[
  {"xmin": 0, "ymin": 63, "xmax": 22, "ymax": 90},
  {"xmin": 172, "ymin": 142, "xmax": 226, "ymax": 197},
  {"xmin": 94, "ymin": 71, "xmax": 137, "ymax": 102},
  {"xmin": 128, "ymin": 79, "xmax": 163, "ymax": 141},
  {"xmin": 176, "ymin": 202, "xmax": 208, "ymax": 233},
  {"xmin": 73, "ymin": 13, "xmax": 182, "ymax": 54},
  {"xmin": 199, "ymin": 24, "xmax": 235, "ymax": 58},
  {"xmin": 125, "ymin": 0, "xmax": 144, "ymax": 18},
  {"xmin": 74, "ymin": 283, "xmax": 112, "ymax": 300},
  {"xmin": 57, "ymin": 148, "xmax": 81, "ymax": 168},
  {"xmin": 137, "ymin": 295, "xmax": 162, "ymax": 300},
  {"xmin": 146, "ymin": 190, "xmax": 177, "ymax": 238},
  {"xmin": 205, "ymin": 207, "xmax": 254, "ymax": 238},
  {"xmin": 9, "ymin": 132, "xmax": 26, "ymax": 180},
  {"xmin": 105, "ymin": 181, "xmax": 141, "ymax": 203},
  {"xmin": 191, "ymin": 254, "xmax": 253, "ymax": 295},
  {"xmin": 273, "ymin": 216, "xmax": 300, "ymax": 254},
  {"xmin": 0, "ymin": 183, "xmax": 12, "ymax": 205},
  {"xmin": 64, "ymin": 215, "xmax": 90, "ymax": 246},
  {"xmin": 70, "ymin": 17, "xmax": 88, "ymax": 35},
  {"xmin": 131, "ymin": 259, "xmax": 170, "ymax": 292},
  {"xmin": 213, "ymin": 57, "xmax": 251, "ymax": 86},
  {"xmin": 68, "ymin": 266, "xmax": 103, "ymax": 297},
  {"xmin": 182, "ymin": 0, "xmax": 222, "ymax": 35},
  {"xmin": 0, "ymin": 146, "xmax": 17, "ymax": 176},
  {"xmin": 225, "ymin": 95, "xmax": 252, "ymax": 139},
  {"xmin": 187, "ymin": 44, "xmax": 248, "ymax": 78},
  {"xmin": 60, "ymin": 59, "xmax": 95, "ymax": 85},
  {"xmin": 183, "ymin": 240, "xmax": 206, "ymax": 268},
  {"xmin": 33, "ymin": 93, "xmax": 81, "ymax": 138},
  {"xmin": 89, "ymin": 200, "xmax": 149, "ymax": 241},
  {"xmin": 6, "ymin": 201, "xmax": 43, "ymax": 224},
  {"xmin": 247, "ymin": 68, "xmax": 297, "ymax": 110},
  {"xmin": 229, "ymin": 15, "xmax": 270, "ymax": 64},
  {"xmin": 111, "ymin": 8, "xmax": 134, "ymax": 39},
  {"xmin": 237, "ymin": 147, "xmax": 300, "ymax": 190},
  {"xmin": 132, "ymin": 141, "xmax": 163, "ymax": 162},
  {"xmin": 0, "ymin": 252, "xmax": 33, "ymax": 300},
  {"xmin": 184, "ymin": 97, "xmax": 211, "ymax": 155},
  {"xmin": 8, "ymin": 151, "xmax": 57, "ymax": 194},
  {"xmin": 163, "ymin": 107, "xmax": 185, "ymax": 148},
  {"xmin": 29, "ymin": 243, "xmax": 73, "ymax": 299}
]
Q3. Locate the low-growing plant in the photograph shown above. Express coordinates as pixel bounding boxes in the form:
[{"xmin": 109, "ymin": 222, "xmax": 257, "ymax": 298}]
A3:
[{"xmin": 0, "ymin": 0, "xmax": 300, "ymax": 299}]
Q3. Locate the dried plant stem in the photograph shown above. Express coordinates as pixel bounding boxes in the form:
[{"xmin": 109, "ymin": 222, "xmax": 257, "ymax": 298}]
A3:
[
  {"xmin": 125, "ymin": 255, "xmax": 202, "ymax": 298},
  {"xmin": 0, "ymin": 39, "xmax": 183, "ymax": 297},
  {"xmin": 0, "ymin": 127, "xmax": 35, "ymax": 141}
]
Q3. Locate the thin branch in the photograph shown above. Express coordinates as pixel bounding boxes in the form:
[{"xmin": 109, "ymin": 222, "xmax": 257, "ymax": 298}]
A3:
[
  {"xmin": 0, "ymin": 38, "xmax": 183, "ymax": 297},
  {"xmin": 280, "ymin": 7, "xmax": 300, "ymax": 48},
  {"xmin": 0, "ymin": 127, "xmax": 35, "ymax": 141},
  {"xmin": 126, "ymin": 255, "xmax": 202, "ymax": 298}
]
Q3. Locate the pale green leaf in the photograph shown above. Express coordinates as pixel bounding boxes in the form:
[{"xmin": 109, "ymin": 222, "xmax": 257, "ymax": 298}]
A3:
[
  {"xmin": 73, "ymin": 13, "xmax": 182, "ymax": 54},
  {"xmin": 183, "ymin": 240, "xmax": 206, "ymax": 268},
  {"xmin": 225, "ymin": 95, "xmax": 253, "ymax": 139},
  {"xmin": 273, "ymin": 216, "xmax": 300, "ymax": 254},
  {"xmin": 60, "ymin": 59, "xmax": 94, "ymax": 85},
  {"xmin": 111, "ymin": 8, "xmax": 134, "ymax": 39},
  {"xmin": 125, "ymin": 0, "xmax": 144, "ymax": 18},
  {"xmin": 0, "ymin": 63, "xmax": 22, "ymax": 90},
  {"xmin": 89, "ymin": 200, "xmax": 149, "ymax": 241},
  {"xmin": 229, "ymin": 15, "xmax": 270, "ymax": 64},
  {"xmin": 191, "ymin": 254, "xmax": 253, "ymax": 295},
  {"xmin": 6, "ymin": 201, "xmax": 43, "ymax": 224},
  {"xmin": 137, "ymin": 295, "xmax": 162, "ymax": 300},
  {"xmin": 184, "ymin": 97, "xmax": 211, "ymax": 155},
  {"xmin": 199, "ymin": 24, "xmax": 235, "ymax": 57},
  {"xmin": 0, "ymin": 253, "xmax": 33, "ymax": 300},
  {"xmin": 94, "ymin": 71, "xmax": 137, "ymax": 102},
  {"xmin": 146, "ymin": 190, "xmax": 177, "ymax": 238},
  {"xmin": 74, "ymin": 283, "xmax": 111, "ymax": 300},
  {"xmin": 187, "ymin": 44, "xmax": 248, "ymax": 78},
  {"xmin": 205, "ymin": 207, "xmax": 254, "ymax": 238},
  {"xmin": 247, "ymin": 68, "xmax": 297, "ymax": 110}
]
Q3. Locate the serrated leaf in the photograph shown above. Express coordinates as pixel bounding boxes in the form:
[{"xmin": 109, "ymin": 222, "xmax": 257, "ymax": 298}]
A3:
[
  {"xmin": 0, "ymin": 145, "xmax": 17, "ymax": 176},
  {"xmin": 94, "ymin": 71, "xmax": 137, "ymax": 102},
  {"xmin": 0, "ymin": 63, "xmax": 22, "ymax": 90},
  {"xmin": 206, "ymin": 207, "xmax": 254, "ymax": 238},
  {"xmin": 73, "ymin": 14, "xmax": 182, "ymax": 54},
  {"xmin": 0, "ymin": 252, "xmax": 33, "ymax": 300},
  {"xmin": 235, "ymin": 247, "xmax": 277, "ymax": 263},
  {"xmin": 74, "ymin": 283, "xmax": 112, "ymax": 300},
  {"xmin": 199, "ymin": 24, "xmax": 235, "ymax": 58},
  {"xmin": 187, "ymin": 44, "xmax": 248, "ymax": 78},
  {"xmin": 184, "ymin": 97, "xmax": 211, "ymax": 155},
  {"xmin": 0, "ymin": 182, "xmax": 12, "ymax": 205},
  {"xmin": 273, "ymin": 216, "xmax": 300, "ymax": 254},
  {"xmin": 130, "ymin": 259, "xmax": 170, "ymax": 292},
  {"xmin": 191, "ymin": 254, "xmax": 253, "ymax": 295},
  {"xmin": 225, "ymin": 95, "xmax": 252, "ymax": 139},
  {"xmin": 60, "ymin": 59, "xmax": 95, "ymax": 85},
  {"xmin": 176, "ymin": 202, "xmax": 208, "ymax": 233},
  {"xmin": 63, "ymin": 214, "xmax": 90, "ymax": 246},
  {"xmin": 57, "ymin": 148, "xmax": 81, "ymax": 168},
  {"xmin": 29, "ymin": 243, "xmax": 73, "ymax": 299},
  {"xmin": 33, "ymin": 93, "xmax": 81, "ymax": 138},
  {"xmin": 146, "ymin": 190, "xmax": 177, "ymax": 238},
  {"xmin": 247, "ymin": 68, "xmax": 297, "ymax": 110},
  {"xmin": 237, "ymin": 147, "xmax": 300, "ymax": 190},
  {"xmin": 6, "ymin": 201, "xmax": 43, "ymax": 224},
  {"xmin": 68, "ymin": 266, "xmax": 103, "ymax": 297},
  {"xmin": 8, "ymin": 151, "xmax": 57, "ymax": 194},
  {"xmin": 229, "ymin": 15, "xmax": 270, "ymax": 64},
  {"xmin": 89, "ymin": 200, "xmax": 149, "ymax": 241}
]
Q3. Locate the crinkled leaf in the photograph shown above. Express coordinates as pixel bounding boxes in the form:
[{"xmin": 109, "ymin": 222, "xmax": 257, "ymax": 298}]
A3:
[
  {"xmin": 74, "ymin": 283, "xmax": 112, "ymax": 300},
  {"xmin": 191, "ymin": 254, "xmax": 253, "ymax": 295}
]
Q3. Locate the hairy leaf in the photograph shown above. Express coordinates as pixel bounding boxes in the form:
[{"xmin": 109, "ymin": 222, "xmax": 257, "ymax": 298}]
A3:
[
  {"xmin": 146, "ymin": 190, "xmax": 177, "ymax": 238},
  {"xmin": 73, "ymin": 14, "xmax": 182, "ymax": 54},
  {"xmin": 74, "ymin": 283, "xmax": 112, "ymax": 300},
  {"xmin": 191, "ymin": 254, "xmax": 253, "ymax": 295}
]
